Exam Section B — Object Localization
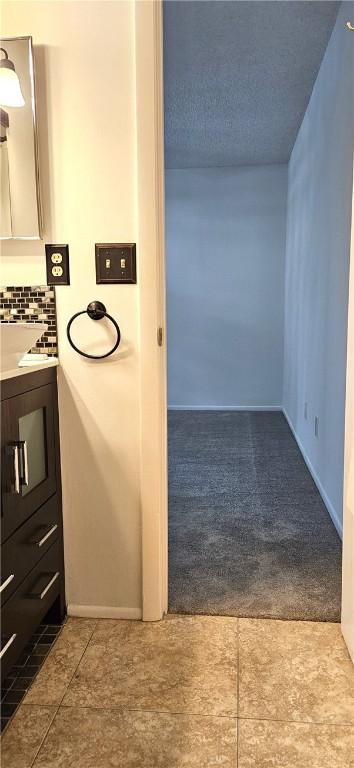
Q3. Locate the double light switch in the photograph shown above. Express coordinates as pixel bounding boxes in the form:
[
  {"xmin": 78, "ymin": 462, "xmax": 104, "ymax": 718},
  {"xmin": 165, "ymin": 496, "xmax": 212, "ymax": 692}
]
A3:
[{"xmin": 95, "ymin": 244, "xmax": 137, "ymax": 284}]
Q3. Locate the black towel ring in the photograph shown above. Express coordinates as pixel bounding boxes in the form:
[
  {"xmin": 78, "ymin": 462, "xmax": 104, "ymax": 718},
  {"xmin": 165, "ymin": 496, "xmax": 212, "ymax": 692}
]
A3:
[{"xmin": 67, "ymin": 301, "xmax": 121, "ymax": 359}]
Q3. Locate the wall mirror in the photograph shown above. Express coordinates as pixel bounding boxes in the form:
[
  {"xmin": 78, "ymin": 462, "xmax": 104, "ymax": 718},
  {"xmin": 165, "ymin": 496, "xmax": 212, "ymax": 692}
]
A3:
[{"xmin": 0, "ymin": 36, "xmax": 41, "ymax": 239}]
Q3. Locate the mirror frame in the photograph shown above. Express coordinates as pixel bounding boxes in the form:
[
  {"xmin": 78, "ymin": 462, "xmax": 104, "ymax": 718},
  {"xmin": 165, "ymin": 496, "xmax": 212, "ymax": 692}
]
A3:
[{"xmin": 0, "ymin": 35, "xmax": 42, "ymax": 240}]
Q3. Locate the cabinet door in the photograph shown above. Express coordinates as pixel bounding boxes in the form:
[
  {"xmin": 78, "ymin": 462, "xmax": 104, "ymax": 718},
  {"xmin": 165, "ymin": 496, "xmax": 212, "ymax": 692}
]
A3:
[{"xmin": 1, "ymin": 384, "xmax": 57, "ymax": 542}]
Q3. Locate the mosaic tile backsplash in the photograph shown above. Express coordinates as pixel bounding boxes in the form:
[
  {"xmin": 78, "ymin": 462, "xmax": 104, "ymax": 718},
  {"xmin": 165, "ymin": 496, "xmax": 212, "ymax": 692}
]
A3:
[{"xmin": 0, "ymin": 286, "xmax": 57, "ymax": 356}]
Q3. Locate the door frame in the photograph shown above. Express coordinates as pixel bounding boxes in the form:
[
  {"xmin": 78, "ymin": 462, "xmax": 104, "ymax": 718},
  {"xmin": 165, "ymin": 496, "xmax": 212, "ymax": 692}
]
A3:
[
  {"xmin": 341, "ymin": 156, "xmax": 354, "ymax": 662},
  {"xmin": 137, "ymin": 1, "xmax": 354, "ymax": 658},
  {"xmin": 136, "ymin": 0, "xmax": 168, "ymax": 621}
]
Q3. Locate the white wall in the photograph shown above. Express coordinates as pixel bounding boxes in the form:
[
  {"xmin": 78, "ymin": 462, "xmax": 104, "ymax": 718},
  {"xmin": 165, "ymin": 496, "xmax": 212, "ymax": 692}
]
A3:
[
  {"xmin": 283, "ymin": 1, "xmax": 354, "ymax": 535},
  {"xmin": 0, "ymin": 1, "xmax": 142, "ymax": 617},
  {"xmin": 166, "ymin": 165, "xmax": 288, "ymax": 408}
]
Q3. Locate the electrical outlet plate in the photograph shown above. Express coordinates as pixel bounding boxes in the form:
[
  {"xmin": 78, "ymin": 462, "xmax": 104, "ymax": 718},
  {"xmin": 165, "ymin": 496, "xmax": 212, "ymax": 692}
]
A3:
[
  {"xmin": 45, "ymin": 244, "xmax": 70, "ymax": 285},
  {"xmin": 95, "ymin": 243, "xmax": 136, "ymax": 284}
]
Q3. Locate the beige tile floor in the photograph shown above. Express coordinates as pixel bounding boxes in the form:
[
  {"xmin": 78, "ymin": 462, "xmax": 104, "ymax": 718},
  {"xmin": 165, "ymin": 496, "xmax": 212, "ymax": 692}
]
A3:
[{"xmin": 1, "ymin": 616, "xmax": 354, "ymax": 767}]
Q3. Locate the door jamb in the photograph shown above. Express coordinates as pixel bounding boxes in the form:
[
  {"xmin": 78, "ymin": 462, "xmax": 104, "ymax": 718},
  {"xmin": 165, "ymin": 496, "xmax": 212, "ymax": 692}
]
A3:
[
  {"xmin": 341, "ymin": 156, "xmax": 354, "ymax": 661},
  {"xmin": 135, "ymin": 0, "xmax": 168, "ymax": 621}
]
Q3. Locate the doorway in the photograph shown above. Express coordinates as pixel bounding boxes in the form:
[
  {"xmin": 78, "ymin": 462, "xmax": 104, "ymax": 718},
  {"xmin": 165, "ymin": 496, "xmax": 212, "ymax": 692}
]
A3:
[{"xmin": 162, "ymin": 1, "xmax": 353, "ymax": 621}]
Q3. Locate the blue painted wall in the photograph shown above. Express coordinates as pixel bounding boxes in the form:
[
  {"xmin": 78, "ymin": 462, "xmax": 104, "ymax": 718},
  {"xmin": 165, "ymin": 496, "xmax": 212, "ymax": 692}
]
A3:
[
  {"xmin": 166, "ymin": 165, "xmax": 288, "ymax": 408},
  {"xmin": 283, "ymin": 2, "xmax": 354, "ymax": 534}
]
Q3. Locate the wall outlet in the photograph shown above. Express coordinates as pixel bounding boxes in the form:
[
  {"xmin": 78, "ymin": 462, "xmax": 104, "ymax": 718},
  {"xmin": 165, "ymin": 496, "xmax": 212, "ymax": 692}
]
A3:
[
  {"xmin": 314, "ymin": 416, "xmax": 319, "ymax": 437},
  {"xmin": 45, "ymin": 244, "xmax": 70, "ymax": 285},
  {"xmin": 304, "ymin": 402, "xmax": 308, "ymax": 420},
  {"xmin": 51, "ymin": 252, "xmax": 63, "ymax": 264},
  {"xmin": 52, "ymin": 265, "xmax": 63, "ymax": 277}
]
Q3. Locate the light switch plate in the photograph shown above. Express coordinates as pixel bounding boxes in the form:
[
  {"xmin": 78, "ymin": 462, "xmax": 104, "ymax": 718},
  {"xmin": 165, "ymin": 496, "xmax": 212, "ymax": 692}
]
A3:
[
  {"xmin": 95, "ymin": 243, "xmax": 137, "ymax": 284},
  {"xmin": 45, "ymin": 244, "xmax": 70, "ymax": 285}
]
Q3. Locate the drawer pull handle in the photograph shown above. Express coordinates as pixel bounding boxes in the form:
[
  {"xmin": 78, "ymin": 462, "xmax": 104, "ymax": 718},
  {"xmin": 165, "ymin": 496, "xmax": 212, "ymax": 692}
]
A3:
[
  {"xmin": 30, "ymin": 571, "xmax": 60, "ymax": 600},
  {"xmin": 0, "ymin": 573, "xmax": 15, "ymax": 594},
  {"xmin": 0, "ymin": 633, "xmax": 17, "ymax": 659},
  {"xmin": 35, "ymin": 524, "xmax": 58, "ymax": 547}
]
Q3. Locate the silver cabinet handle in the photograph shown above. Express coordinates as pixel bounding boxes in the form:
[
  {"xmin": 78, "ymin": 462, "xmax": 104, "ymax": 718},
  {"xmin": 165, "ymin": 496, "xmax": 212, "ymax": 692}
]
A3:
[
  {"xmin": 0, "ymin": 633, "xmax": 17, "ymax": 659},
  {"xmin": 30, "ymin": 571, "xmax": 59, "ymax": 600},
  {"xmin": 35, "ymin": 524, "xmax": 58, "ymax": 547},
  {"xmin": 8, "ymin": 442, "xmax": 27, "ymax": 493},
  {"xmin": 0, "ymin": 573, "xmax": 15, "ymax": 594},
  {"xmin": 39, "ymin": 571, "xmax": 59, "ymax": 599},
  {"xmin": 11, "ymin": 444, "xmax": 20, "ymax": 494},
  {"xmin": 19, "ymin": 440, "xmax": 29, "ymax": 486}
]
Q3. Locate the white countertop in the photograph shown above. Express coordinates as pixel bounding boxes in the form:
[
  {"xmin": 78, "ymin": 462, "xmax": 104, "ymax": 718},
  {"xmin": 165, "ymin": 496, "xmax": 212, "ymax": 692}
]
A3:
[{"xmin": 0, "ymin": 357, "xmax": 59, "ymax": 382}]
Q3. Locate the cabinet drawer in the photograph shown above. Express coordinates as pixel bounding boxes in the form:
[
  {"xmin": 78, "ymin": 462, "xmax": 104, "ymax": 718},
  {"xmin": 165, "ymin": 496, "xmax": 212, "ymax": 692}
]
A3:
[
  {"xmin": 1, "ymin": 496, "xmax": 60, "ymax": 607},
  {"xmin": 1, "ymin": 540, "xmax": 61, "ymax": 680}
]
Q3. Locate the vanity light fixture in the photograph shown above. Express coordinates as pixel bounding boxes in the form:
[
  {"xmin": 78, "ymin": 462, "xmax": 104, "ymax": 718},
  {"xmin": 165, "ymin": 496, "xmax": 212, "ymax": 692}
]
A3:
[{"xmin": 0, "ymin": 47, "xmax": 25, "ymax": 107}]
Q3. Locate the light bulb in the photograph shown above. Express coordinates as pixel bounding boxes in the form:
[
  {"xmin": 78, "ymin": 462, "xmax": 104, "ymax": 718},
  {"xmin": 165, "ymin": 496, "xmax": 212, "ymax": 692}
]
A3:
[{"xmin": 0, "ymin": 66, "xmax": 25, "ymax": 107}]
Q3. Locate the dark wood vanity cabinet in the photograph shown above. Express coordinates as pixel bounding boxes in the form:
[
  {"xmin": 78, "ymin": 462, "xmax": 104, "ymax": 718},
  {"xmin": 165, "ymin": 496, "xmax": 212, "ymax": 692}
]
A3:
[{"xmin": 1, "ymin": 367, "xmax": 66, "ymax": 681}]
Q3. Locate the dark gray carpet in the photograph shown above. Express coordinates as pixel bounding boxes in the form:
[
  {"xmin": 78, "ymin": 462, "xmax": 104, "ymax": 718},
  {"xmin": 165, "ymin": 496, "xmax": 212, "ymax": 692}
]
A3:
[{"xmin": 168, "ymin": 410, "xmax": 342, "ymax": 621}]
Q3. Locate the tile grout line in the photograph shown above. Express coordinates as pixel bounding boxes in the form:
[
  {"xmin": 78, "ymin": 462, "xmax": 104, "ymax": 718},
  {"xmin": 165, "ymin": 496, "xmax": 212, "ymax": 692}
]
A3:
[
  {"xmin": 55, "ymin": 703, "xmax": 239, "ymax": 720},
  {"xmin": 236, "ymin": 715, "xmax": 354, "ymax": 728},
  {"xmin": 55, "ymin": 620, "xmax": 99, "ymax": 708},
  {"xmin": 41, "ymin": 702, "xmax": 354, "ymax": 730},
  {"xmin": 28, "ymin": 620, "xmax": 98, "ymax": 768},
  {"xmin": 28, "ymin": 705, "xmax": 59, "ymax": 768}
]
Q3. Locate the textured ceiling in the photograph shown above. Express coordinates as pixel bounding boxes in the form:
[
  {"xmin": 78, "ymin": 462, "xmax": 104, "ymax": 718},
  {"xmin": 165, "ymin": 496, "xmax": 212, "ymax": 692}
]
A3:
[{"xmin": 163, "ymin": 0, "xmax": 340, "ymax": 168}]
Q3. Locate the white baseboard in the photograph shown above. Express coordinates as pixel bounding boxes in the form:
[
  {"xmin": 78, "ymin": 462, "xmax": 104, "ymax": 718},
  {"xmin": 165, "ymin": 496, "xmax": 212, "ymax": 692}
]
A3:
[
  {"xmin": 283, "ymin": 408, "xmax": 343, "ymax": 539},
  {"xmin": 168, "ymin": 405, "xmax": 283, "ymax": 411},
  {"xmin": 67, "ymin": 604, "xmax": 142, "ymax": 620}
]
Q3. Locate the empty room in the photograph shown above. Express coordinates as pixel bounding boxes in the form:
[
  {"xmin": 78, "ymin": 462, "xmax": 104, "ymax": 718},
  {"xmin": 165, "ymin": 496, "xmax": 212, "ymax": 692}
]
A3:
[{"xmin": 165, "ymin": 1, "xmax": 353, "ymax": 622}]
